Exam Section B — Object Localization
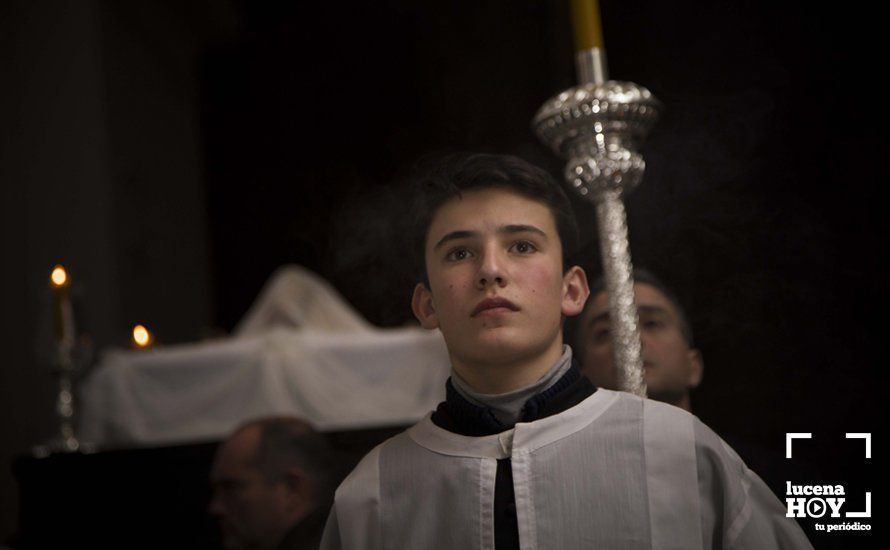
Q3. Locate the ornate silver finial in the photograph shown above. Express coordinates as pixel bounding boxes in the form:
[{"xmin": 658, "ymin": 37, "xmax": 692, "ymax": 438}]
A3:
[
  {"xmin": 533, "ymin": 79, "xmax": 661, "ymax": 397},
  {"xmin": 534, "ymin": 81, "xmax": 661, "ymax": 199}
]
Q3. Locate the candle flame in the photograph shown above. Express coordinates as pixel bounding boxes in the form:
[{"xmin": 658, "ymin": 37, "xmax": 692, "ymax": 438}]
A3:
[
  {"xmin": 51, "ymin": 265, "xmax": 68, "ymax": 287},
  {"xmin": 132, "ymin": 324, "xmax": 152, "ymax": 348}
]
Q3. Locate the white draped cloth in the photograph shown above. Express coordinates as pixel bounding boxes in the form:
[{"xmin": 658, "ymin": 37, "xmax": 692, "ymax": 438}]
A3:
[
  {"xmin": 321, "ymin": 389, "xmax": 813, "ymax": 550},
  {"xmin": 233, "ymin": 264, "xmax": 374, "ymax": 337},
  {"xmin": 78, "ymin": 265, "xmax": 451, "ymax": 447}
]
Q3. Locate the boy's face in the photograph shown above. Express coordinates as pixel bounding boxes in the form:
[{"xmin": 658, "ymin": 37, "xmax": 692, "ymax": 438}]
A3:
[{"xmin": 412, "ymin": 188, "xmax": 588, "ymax": 370}]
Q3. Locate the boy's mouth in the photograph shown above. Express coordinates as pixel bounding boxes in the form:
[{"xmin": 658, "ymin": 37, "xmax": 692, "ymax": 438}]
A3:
[{"xmin": 472, "ymin": 297, "xmax": 519, "ymax": 317}]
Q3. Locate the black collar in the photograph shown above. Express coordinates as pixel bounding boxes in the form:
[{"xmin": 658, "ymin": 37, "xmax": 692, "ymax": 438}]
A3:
[{"xmin": 431, "ymin": 361, "xmax": 596, "ymax": 437}]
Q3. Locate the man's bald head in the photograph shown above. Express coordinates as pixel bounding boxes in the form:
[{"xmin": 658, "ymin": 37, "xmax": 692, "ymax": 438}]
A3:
[{"xmin": 209, "ymin": 417, "xmax": 336, "ymax": 550}]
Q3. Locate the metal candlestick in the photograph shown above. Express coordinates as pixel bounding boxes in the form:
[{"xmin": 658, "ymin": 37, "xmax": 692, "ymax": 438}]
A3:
[
  {"xmin": 34, "ymin": 287, "xmax": 85, "ymax": 457},
  {"xmin": 52, "ymin": 340, "xmax": 81, "ymax": 453},
  {"xmin": 533, "ymin": 47, "xmax": 661, "ymax": 397}
]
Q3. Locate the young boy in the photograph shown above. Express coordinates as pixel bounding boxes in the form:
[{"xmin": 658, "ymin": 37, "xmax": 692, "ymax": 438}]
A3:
[{"xmin": 320, "ymin": 154, "xmax": 811, "ymax": 549}]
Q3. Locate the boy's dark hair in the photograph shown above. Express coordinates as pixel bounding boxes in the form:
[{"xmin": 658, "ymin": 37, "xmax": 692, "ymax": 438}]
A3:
[
  {"xmin": 579, "ymin": 269, "xmax": 695, "ymax": 347},
  {"xmin": 409, "ymin": 152, "xmax": 579, "ymax": 285}
]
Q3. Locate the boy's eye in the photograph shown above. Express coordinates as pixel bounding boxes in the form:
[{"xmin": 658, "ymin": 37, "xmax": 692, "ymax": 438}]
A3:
[
  {"xmin": 510, "ymin": 240, "xmax": 537, "ymax": 254},
  {"xmin": 445, "ymin": 248, "xmax": 472, "ymax": 261}
]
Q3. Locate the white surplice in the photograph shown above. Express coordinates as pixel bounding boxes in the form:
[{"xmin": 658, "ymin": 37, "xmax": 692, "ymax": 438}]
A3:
[{"xmin": 321, "ymin": 389, "xmax": 812, "ymax": 550}]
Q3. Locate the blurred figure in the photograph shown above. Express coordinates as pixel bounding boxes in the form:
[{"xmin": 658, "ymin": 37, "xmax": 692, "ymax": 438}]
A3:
[
  {"xmin": 576, "ymin": 269, "xmax": 703, "ymax": 411},
  {"xmin": 210, "ymin": 417, "xmax": 336, "ymax": 550}
]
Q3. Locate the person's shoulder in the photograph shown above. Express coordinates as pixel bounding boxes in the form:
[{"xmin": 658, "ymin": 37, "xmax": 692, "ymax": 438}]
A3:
[
  {"xmin": 587, "ymin": 392, "xmax": 813, "ymax": 548},
  {"xmin": 634, "ymin": 396, "xmax": 744, "ymax": 467},
  {"xmin": 335, "ymin": 418, "xmax": 432, "ymax": 502},
  {"xmin": 338, "ymin": 428, "xmax": 412, "ymax": 490},
  {"xmin": 595, "ymin": 388, "xmax": 699, "ymax": 426},
  {"xmin": 325, "ymin": 429, "xmax": 417, "ymax": 550},
  {"xmin": 605, "ymin": 391, "xmax": 724, "ymax": 458}
]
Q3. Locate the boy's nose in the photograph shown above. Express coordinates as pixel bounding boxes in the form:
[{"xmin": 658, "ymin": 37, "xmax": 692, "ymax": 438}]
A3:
[{"xmin": 476, "ymin": 249, "xmax": 506, "ymax": 288}]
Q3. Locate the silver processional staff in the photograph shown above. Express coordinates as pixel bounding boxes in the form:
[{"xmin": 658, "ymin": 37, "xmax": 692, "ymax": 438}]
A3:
[{"xmin": 533, "ymin": 0, "xmax": 662, "ymax": 397}]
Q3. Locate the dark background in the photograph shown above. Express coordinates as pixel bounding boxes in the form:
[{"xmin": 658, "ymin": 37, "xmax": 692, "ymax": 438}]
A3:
[{"xmin": 1, "ymin": 0, "xmax": 884, "ymax": 547}]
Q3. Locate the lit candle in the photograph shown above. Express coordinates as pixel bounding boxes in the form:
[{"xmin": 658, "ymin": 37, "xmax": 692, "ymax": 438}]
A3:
[
  {"xmin": 132, "ymin": 324, "xmax": 153, "ymax": 349},
  {"xmin": 49, "ymin": 265, "xmax": 75, "ymax": 346},
  {"xmin": 570, "ymin": 0, "xmax": 605, "ymax": 51}
]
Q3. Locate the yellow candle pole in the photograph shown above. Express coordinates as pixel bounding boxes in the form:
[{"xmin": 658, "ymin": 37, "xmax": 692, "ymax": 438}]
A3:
[
  {"xmin": 569, "ymin": 0, "xmax": 608, "ymax": 84},
  {"xmin": 570, "ymin": 0, "xmax": 605, "ymax": 50}
]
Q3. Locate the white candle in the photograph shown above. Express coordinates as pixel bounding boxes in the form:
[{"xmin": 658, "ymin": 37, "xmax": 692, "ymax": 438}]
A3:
[{"xmin": 50, "ymin": 265, "xmax": 75, "ymax": 347}]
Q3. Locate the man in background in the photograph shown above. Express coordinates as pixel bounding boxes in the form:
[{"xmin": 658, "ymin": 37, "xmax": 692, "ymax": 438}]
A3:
[
  {"xmin": 210, "ymin": 416, "xmax": 337, "ymax": 550},
  {"xmin": 575, "ymin": 269, "xmax": 703, "ymax": 411}
]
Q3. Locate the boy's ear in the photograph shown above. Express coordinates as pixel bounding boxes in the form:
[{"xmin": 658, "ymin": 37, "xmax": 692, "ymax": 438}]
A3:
[
  {"xmin": 411, "ymin": 283, "xmax": 439, "ymax": 330},
  {"xmin": 561, "ymin": 266, "xmax": 590, "ymax": 317}
]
